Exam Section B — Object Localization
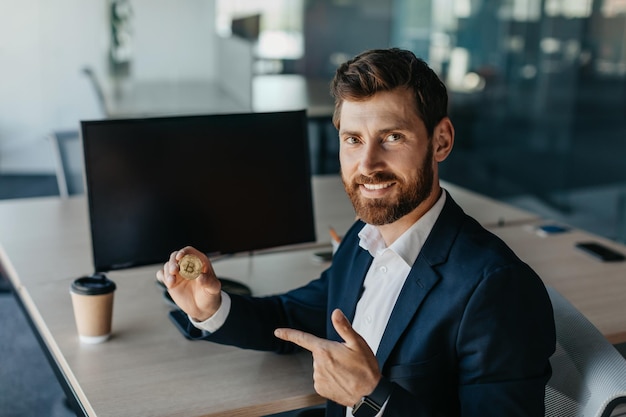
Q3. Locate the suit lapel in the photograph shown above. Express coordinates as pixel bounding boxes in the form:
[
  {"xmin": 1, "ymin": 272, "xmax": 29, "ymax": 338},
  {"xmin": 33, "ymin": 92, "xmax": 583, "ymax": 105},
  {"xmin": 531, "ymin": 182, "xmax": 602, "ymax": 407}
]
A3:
[
  {"xmin": 374, "ymin": 191, "xmax": 466, "ymax": 368},
  {"xmin": 336, "ymin": 247, "xmax": 372, "ymax": 323},
  {"xmin": 375, "ymin": 257, "xmax": 440, "ymax": 367}
]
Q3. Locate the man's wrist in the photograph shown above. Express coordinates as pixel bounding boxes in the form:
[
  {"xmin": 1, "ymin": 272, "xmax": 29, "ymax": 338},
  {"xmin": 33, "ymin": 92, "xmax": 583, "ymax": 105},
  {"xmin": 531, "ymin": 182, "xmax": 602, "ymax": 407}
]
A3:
[
  {"xmin": 188, "ymin": 291, "xmax": 230, "ymax": 332},
  {"xmin": 352, "ymin": 377, "xmax": 392, "ymax": 417}
]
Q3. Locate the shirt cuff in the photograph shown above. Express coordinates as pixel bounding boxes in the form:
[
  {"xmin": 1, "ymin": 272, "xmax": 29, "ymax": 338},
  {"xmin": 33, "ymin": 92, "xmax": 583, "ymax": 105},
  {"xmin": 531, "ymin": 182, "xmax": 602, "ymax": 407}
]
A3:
[{"xmin": 188, "ymin": 291, "xmax": 231, "ymax": 333}]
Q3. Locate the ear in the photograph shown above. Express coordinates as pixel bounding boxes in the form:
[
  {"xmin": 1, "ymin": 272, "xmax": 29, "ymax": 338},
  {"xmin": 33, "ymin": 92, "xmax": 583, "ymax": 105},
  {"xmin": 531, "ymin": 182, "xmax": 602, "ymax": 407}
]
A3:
[{"xmin": 432, "ymin": 117, "xmax": 454, "ymax": 163}]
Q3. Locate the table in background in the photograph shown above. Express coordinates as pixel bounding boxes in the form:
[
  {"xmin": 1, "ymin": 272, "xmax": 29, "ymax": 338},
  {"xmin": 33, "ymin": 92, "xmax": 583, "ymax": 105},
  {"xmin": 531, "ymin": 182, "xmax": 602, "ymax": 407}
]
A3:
[
  {"xmin": 106, "ymin": 76, "xmax": 335, "ymax": 119},
  {"xmin": 312, "ymin": 176, "xmax": 541, "ymax": 241}
]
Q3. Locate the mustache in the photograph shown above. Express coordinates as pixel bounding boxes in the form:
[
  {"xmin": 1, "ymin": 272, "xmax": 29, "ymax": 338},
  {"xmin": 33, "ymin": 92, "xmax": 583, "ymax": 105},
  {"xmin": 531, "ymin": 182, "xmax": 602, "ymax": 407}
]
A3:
[{"xmin": 354, "ymin": 173, "xmax": 398, "ymax": 185}]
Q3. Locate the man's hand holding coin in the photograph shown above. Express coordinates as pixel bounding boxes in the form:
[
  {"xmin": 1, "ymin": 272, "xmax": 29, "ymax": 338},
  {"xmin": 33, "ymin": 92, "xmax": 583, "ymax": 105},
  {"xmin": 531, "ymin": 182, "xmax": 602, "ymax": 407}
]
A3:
[{"xmin": 156, "ymin": 246, "xmax": 222, "ymax": 322}]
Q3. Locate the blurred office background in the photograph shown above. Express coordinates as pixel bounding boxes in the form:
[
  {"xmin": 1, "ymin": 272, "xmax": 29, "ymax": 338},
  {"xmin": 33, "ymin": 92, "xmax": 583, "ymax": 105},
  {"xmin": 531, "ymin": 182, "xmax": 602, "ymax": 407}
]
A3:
[
  {"xmin": 1, "ymin": 1, "xmax": 626, "ymax": 415},
  {"xmin": 1, "ymin": 0, "xmax": 625, "ymax": 242}
]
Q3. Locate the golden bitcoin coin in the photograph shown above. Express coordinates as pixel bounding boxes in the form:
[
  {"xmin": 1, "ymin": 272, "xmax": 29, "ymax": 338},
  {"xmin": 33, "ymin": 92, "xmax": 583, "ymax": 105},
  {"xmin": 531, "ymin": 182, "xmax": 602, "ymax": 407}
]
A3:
[{"xmin": 178, "ymin": 254, "xmax": 203, "ymax": 280}]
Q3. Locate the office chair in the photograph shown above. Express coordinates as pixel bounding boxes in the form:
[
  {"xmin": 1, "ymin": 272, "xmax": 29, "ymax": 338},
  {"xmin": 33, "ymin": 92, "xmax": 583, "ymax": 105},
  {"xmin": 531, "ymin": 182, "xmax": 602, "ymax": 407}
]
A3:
[
  {"xmin": 545, "ymin": 286, "xmax": 626, "ymax": 417},
  {"xmin": 81, "ymin": 66, "xmax": 111, "ymax": 117},
  {"xmin": 48, "ymin": 130, "xmax": 84, "ymax": 197}
]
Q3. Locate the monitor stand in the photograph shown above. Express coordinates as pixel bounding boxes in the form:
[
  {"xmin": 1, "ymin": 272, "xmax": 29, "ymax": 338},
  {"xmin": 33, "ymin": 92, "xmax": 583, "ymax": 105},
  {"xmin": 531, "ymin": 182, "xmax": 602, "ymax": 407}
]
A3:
[
  {"xmin": 218, "ymin": 277, "xmax": 251, "ymax": 296},
  {"xmin": 157, "ymin": 277, "xmax": 252, "ymax": 296}
]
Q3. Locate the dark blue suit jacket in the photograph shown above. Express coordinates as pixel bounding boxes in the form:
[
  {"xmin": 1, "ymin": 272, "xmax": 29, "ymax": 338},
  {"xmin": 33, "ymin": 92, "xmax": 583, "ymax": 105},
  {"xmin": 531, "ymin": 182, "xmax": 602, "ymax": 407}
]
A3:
[{"xmin": 199, "ymin": 192, "xmax": 556, "ymax": 416}]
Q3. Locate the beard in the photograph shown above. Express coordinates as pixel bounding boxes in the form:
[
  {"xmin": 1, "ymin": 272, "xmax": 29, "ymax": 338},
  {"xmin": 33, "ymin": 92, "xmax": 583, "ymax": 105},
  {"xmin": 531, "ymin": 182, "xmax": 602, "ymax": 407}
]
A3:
[{"xmin": 342, "ymin": 145, "xmax": 435, "ymax": 226}]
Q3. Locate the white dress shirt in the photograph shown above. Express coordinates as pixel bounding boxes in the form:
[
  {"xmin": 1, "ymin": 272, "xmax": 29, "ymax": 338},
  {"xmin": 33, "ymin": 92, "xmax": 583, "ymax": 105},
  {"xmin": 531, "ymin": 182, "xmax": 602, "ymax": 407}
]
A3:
[
  {"xmin": 346, "ymin": 191, "xmax": 445, "ymax": 416},
  {"xmin": 192, "ymin": 191, "xmax": 447, "ymax": 416}
]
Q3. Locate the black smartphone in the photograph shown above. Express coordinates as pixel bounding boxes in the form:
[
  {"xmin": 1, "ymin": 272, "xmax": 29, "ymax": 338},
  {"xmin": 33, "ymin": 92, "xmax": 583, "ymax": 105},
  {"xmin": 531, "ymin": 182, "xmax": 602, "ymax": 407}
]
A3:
[
  {"xmin": 168, "ymin": 309, "xmax": 203, "ymax": 339},
  {"xmin": 534, "ymin": 224, "xmax": 571, "ymax": 237},
  {"xmin": 575, "ymin": 241, "xmax": 626, "ymax": 262}
]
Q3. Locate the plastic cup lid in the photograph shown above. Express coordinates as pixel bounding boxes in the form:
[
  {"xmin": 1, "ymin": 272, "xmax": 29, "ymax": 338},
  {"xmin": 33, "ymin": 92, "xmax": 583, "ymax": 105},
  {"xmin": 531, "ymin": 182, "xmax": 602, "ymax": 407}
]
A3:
[{"xmin": 70, "ymin": 274, "xmax": 116, "ymax": 296}]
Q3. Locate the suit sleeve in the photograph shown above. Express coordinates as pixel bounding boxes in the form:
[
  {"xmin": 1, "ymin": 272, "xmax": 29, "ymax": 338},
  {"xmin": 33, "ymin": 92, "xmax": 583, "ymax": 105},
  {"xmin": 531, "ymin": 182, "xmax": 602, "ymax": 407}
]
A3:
[
  {"xmin": 382, "ymin": 263, "xmax": 555, "ymax": 417},
  {"xmin": 192, "ymin": 271, "xmax": 330, "ymax": 354}
]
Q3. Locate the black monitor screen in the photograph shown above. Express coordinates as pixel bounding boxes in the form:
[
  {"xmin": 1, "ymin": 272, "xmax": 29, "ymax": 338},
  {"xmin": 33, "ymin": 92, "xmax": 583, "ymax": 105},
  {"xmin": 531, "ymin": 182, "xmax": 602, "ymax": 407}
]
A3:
[{"xmin": 81, "ymin": 110, "xmax": 315, "ymax": 272}]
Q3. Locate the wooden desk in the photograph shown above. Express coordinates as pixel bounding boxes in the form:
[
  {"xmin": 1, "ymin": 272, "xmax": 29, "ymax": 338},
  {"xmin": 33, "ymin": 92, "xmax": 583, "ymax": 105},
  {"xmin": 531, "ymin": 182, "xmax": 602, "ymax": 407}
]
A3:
[
  {"xmin": 487, "ymin": 221, "xmax": 626, "ymax": 344},
  {"xmin": 12, "ymin": 256, "xmax": 325, "ymax": 417},
  {"xmin": 1, "ymin": 198, "xmax": 329, "ymax": 416},
  {"xmin": 0, "ymin": 177, "xmax": 352, "ymax": 417},
  {"xmin": 0, "ymin": 176, "xmax": 562, "ymax": 416}
]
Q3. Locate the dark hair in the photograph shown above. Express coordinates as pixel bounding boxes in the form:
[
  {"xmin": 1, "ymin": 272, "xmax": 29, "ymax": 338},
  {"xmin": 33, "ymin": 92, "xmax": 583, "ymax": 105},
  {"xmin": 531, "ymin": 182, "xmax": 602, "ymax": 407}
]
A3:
[{"xmin": 330, "ymin": 48, "xmax": 448, "ymax": 137}]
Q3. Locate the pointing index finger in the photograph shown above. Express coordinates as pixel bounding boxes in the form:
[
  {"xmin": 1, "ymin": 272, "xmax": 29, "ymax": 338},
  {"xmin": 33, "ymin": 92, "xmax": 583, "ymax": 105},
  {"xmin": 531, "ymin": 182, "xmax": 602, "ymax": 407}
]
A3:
[{"xmin": 274, "ymin": 328, "xmax": 324, "ymax": 352}]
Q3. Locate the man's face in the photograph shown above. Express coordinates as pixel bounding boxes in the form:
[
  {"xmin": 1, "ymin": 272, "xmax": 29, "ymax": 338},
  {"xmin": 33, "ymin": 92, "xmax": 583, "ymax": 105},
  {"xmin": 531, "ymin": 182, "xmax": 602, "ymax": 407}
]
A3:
[{"xmin": 338, "ymin": 88, "xmax": 436, "ymax": 226}]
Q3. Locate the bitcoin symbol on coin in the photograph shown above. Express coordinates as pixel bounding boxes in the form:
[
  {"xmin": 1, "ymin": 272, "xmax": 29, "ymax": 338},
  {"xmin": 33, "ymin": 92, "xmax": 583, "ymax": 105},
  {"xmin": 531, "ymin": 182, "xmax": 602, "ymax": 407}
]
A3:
[{"xmin": 178, "ymin": 254, "xmax": 203, "ymax": 280}]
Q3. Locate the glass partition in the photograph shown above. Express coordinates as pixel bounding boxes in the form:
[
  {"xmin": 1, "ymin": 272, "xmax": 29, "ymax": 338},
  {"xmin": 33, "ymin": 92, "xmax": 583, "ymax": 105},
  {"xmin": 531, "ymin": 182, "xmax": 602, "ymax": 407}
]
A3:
[{"xmin": 392, "ymin": 0, "xmax": 626, "ymax": 242}]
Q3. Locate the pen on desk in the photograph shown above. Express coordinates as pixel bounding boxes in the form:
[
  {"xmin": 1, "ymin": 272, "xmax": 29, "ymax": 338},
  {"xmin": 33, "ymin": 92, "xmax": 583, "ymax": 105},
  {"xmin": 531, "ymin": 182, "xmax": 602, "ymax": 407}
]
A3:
[{"xmin": 329, "ymin": 226, "xmax": 341, "ymax": 244}]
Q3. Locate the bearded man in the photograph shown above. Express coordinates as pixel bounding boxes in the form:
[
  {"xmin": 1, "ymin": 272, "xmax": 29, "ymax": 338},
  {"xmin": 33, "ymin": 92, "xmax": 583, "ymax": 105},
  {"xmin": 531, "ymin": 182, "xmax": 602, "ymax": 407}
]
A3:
[{"xmin": 158, "ymin": 48, "xmax": 555, "ymax": 417}]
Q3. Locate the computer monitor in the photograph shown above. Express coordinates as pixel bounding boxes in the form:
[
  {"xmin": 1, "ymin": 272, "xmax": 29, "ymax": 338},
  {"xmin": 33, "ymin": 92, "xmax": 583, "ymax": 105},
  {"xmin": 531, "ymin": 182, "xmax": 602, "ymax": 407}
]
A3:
[
  {"xmin": 81, "ymin": 110, "xmax": 316, "ymax": 275},
  {"xmin": 231, "ymin": 14, "xmax": 260, "ymax": 41}
]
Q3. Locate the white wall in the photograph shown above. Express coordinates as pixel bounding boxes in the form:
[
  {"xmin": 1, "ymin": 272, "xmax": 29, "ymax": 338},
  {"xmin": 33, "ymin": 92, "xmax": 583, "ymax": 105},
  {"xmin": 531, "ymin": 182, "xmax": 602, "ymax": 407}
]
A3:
[
  {"xmin": 0, "ymin": 0, "xmax": 109, "ymax": 173},
  {"xmin": 218, "ymin": 35, "xmax": 254, "ymax": 110},
  {"xmin": 0, "ymin": 0, "xmax": 217, "ymax": 174},
  {"xmin": 132, "ymin": 0, "xmax": 216, "ymax": 82}
]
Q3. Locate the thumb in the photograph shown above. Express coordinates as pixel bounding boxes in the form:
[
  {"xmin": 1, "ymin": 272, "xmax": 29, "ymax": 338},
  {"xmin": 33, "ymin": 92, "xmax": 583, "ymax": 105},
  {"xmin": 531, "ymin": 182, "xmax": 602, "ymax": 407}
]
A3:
[{"xmin": 331, "ymin": 309, "xmax": 365, "ymax": 349}]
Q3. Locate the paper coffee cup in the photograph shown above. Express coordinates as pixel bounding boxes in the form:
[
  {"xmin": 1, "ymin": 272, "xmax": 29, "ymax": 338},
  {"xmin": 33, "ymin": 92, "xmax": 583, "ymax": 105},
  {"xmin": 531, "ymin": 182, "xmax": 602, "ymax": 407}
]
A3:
[{"xmin": 70, "ymin": 274, "xmax": 116, "ymax": 344}]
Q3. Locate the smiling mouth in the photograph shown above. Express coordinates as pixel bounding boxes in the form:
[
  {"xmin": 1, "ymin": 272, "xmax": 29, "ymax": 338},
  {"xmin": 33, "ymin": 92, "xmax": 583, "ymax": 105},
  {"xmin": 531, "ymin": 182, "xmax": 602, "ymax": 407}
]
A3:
[{"xmin": 361, "ymin": 182, "xmax": 394, "ymax": 190}]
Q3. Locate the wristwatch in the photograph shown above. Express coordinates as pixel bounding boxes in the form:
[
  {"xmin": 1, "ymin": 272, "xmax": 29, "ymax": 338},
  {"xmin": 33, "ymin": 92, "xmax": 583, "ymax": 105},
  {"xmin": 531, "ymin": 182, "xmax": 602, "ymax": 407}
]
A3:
[{"xmin": 352, "ymin": 377, "xmax": 392, "ymax": 417}]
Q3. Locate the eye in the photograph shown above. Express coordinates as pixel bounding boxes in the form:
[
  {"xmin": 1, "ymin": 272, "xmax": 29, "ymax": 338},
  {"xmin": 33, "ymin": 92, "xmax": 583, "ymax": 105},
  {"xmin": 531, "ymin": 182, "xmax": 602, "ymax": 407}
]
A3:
[
  {"xmin": 344, "ymin": 136, "xmax": 361, "ymax": 145},
  {"xmin": 386, "ymin": 133, "xmax": 402, "ymax": 142}
]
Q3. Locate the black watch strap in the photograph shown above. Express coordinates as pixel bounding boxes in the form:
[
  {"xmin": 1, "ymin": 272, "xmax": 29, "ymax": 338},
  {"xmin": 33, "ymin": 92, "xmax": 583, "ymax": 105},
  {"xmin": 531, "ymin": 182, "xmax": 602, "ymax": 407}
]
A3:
[{"xmin": 352, "ymin": 377, "xmax": 393, "ymax": 417}]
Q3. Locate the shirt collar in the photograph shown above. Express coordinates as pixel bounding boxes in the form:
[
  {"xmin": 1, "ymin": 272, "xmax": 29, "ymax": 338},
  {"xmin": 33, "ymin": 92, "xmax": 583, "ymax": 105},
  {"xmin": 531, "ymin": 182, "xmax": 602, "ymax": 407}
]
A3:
[{"xmin": 358, "ymin": 190, "xmax": 447, "ymax": 266}]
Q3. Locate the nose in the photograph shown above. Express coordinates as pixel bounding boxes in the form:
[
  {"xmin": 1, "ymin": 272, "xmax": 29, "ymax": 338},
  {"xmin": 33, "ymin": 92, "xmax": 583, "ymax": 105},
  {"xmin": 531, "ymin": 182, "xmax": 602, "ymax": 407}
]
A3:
[{"xmin": 359, "ymin": 142, "xmax": 385, "ymax": 175}]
